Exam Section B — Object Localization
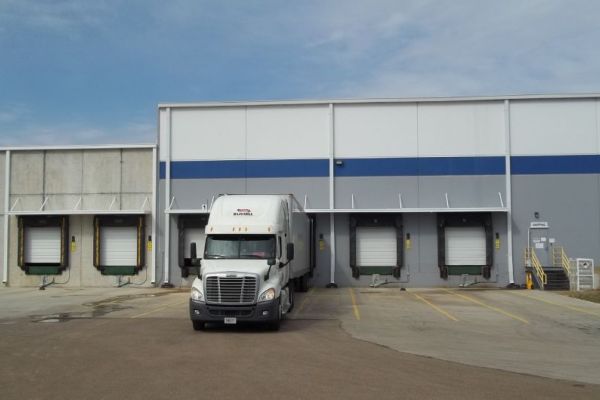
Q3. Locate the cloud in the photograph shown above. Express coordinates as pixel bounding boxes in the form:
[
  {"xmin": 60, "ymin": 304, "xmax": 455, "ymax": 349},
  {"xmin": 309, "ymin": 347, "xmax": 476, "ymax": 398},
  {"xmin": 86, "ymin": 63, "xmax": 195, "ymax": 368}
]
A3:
[
  {"xmin": 1, "ymin": 1, "xmax": 600, "ymax": 147},
  {"xmin": 0, "ymin": 0, "xmax": 112, "ymax": 36}
]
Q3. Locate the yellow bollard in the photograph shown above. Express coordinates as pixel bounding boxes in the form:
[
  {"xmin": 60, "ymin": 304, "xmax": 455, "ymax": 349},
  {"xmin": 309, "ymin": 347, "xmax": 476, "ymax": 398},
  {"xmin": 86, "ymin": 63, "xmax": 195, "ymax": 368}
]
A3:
[{"xmin": 526, "ymin": 272, "xmax": 533, "ymax": 290}]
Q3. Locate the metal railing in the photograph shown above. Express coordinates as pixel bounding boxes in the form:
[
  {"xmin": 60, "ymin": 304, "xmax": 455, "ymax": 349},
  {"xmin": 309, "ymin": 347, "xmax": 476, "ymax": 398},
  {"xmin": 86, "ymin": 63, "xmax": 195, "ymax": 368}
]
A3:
[
  {"xmin": 524, "ymin": 247, "xmax": 547, "ymax": 288},
  {"xmin": 552, "ymin": 246, "xmax": 571, "ymax": 278}
]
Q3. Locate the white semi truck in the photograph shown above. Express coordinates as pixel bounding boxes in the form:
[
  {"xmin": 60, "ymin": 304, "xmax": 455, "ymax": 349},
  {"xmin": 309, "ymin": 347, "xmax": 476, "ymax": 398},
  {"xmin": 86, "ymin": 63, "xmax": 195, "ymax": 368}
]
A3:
[{"xmin": 189, "ymin": 194, "xmax": 313, "ymax": 330}]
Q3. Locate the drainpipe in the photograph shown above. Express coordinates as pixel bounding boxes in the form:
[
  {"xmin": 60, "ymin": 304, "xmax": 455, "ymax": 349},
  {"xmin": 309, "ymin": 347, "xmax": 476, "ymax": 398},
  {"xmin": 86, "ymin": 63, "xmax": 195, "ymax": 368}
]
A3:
[
  {"xmin": 326, "ymin": 103, "xmax": 338, "ymax": 288},
  {"xmin": 504, "ymin": 100, "xmax": 515, "ymax": 284},
  {"xmin": 151, "ymin": 146, "xmax": 157, "ymax": 285},
  {"xmin": 162, "ymin": 108, "xmax": 174, "ymax": 288}
]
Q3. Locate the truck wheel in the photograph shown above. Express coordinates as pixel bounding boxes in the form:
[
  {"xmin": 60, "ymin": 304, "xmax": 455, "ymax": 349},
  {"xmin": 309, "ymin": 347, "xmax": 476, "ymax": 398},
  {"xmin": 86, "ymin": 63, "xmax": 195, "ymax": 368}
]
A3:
[
  {"xmin": 299, "ymin": 274, "xmax": 309, "ymax": 292},
  {"xmin": 287, "ymin": 285, "xmax": 294, "ymax": 313},
  {"xmin": 268, "ymin": 299, "xmax": 282, "ymax": 331},
  {"xmin": 192, "ymin": 320, "xmax": 205, "ymax": 331}
]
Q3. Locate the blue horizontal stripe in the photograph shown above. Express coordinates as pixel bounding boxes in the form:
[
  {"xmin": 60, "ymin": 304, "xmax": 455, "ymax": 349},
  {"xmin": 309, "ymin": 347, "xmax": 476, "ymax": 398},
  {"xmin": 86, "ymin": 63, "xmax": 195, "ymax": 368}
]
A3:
[
  {"xmin": 159, "ymin": 155, "xmax": 600, "ymax": 179},
  {"xmin": 511, "ymin": 155, "xmax": 600, "ymax": 174},
  {"xmin": 159, "ymin": 159, "xmax": 328, "ymax": 179},
  {"xmin": 335, "ymin": 157, "xmax": 505, "ymax": 176}
]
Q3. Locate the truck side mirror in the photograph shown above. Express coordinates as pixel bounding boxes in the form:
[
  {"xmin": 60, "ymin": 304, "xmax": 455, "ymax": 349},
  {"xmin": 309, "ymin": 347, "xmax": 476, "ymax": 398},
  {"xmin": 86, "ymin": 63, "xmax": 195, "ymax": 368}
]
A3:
[
  {"xmin": 267, "ymin": 258, "xmax": 276, "ymax": 266},
  {"xmin": 286, "ymin": 243, "xmax": 294, "ymax": 261}
]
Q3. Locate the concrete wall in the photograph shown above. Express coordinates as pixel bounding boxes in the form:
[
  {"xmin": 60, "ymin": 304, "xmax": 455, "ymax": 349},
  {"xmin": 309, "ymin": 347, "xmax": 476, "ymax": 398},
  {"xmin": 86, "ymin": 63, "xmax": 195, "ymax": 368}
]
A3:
[{"xmin": 5, "ymin": 148, "xmax": 154, "ymax": 287}]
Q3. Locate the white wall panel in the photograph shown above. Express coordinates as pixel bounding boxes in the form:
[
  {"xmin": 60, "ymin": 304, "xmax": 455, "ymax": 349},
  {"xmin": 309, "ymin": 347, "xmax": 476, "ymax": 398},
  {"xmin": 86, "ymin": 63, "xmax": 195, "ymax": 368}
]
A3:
[
  {"xmin": 159, "ymin": 109, "xmax": 168, "ymax": 161},
  {"xmin": 246, "ymin": 105, "xmax": 329, "ymax": 159},
  {"xmin": 510, "ymin": 99, "xmax": 598, "ymax": 155},
  {"xmin": 170, "ymin": 108, "xmax": 246, "ymax": 161},
  {"xmin": 418, "ymin": 102, "xmax": 505, "ymax": 156},
  {"xmin": 334, "ymin": 104, "xmax": 418, "ymax": 158}
]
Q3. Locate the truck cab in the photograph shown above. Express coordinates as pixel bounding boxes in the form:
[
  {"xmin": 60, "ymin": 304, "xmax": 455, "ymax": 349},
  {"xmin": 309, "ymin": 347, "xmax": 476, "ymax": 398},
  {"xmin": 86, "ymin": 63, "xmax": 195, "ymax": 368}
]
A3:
[{"xmin": 189, "ymin": 195, "xmax": 310, "ymax": 330}]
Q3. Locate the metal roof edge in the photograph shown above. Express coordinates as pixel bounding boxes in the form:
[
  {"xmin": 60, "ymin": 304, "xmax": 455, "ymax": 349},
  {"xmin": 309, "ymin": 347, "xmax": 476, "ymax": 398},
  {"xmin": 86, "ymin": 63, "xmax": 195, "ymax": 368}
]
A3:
[
  {"xmin": 0, "ymin": 143, "xmax": 157, "ymax": 152},
  {"xmin": 158, "ymin": 93, "xmax": 600, "ymax": 109}
]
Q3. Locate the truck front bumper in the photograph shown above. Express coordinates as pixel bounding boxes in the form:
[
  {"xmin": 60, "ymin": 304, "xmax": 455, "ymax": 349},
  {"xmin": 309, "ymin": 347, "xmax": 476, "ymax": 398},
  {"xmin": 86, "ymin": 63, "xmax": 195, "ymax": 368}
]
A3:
[{"xmin": 189, "ymin": 299, "xmax": 278, "ymax": 323}]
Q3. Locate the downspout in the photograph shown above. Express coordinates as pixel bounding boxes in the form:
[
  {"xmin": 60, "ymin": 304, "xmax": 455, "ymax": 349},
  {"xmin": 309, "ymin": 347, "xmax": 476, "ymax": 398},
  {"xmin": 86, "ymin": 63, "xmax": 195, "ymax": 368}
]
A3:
[
  {"xmin": 151, "ymin": 146, "xmax": 157, "ymax": 285},
  {"xmin": 504, "ymin": 100, "xmax": 515, "ymax": 284},
  {"xmin": 2, "ymin": 150, "xmax": 10, "ymax": 285},
  {"xmin": 326, "ymin": 103, "xmax": 338, "ymax": 288},
  {"xmin": 162, "ymin": 108, "xmax": 174, "ymax": 288}
]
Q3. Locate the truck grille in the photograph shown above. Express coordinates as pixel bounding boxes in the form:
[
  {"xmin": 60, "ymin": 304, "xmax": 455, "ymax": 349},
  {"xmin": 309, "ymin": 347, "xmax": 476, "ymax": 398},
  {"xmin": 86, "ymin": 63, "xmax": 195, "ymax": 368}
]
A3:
[{"xmin": 205, "ymin": 275, "xmax": 258, "ymax": 304}]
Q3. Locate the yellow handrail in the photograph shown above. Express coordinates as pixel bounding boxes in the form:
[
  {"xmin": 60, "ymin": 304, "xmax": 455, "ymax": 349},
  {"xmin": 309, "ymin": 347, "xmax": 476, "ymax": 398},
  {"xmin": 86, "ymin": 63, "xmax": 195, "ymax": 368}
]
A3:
[
  {"xmin": 525, "ymin": 247, "xmax": 547, "ymax": 286},
  {"xmin": 552, "ymin": 246, "xmax": 571, "ymax": 277}
]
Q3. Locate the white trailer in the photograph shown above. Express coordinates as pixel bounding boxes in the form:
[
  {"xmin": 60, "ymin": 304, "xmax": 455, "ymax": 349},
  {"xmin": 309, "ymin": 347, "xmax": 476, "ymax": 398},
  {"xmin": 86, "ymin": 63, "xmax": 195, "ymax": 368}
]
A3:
[{"xmin": 189, "ymin": 194, "xmax": 312, "ymax": 330}]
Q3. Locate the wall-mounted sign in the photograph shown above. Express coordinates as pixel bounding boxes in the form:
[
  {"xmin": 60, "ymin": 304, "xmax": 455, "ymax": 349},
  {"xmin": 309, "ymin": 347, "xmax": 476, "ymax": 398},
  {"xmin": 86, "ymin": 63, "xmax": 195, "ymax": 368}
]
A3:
[{"xmin": 530, "ymin": 221, "xmax": 549, "ymax": 229}]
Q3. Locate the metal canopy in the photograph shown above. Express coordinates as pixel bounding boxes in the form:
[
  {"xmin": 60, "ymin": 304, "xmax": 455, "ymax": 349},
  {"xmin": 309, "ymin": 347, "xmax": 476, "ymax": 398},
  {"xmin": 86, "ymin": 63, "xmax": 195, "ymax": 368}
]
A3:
[
  {"xmin": 163, "ymin": 207, "xmax": 508, "ymax": 215},
  {"xmin": 9, "ymin": 209, "xmax": 150, "ymax": 216}
]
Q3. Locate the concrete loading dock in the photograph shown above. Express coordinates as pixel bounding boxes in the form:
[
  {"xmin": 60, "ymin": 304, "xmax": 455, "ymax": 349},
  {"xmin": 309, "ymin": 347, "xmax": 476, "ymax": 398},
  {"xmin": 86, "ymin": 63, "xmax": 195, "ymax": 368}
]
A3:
[{"xmin": 0, "ymin": 146, "xmax": 156, "ymax": 288}]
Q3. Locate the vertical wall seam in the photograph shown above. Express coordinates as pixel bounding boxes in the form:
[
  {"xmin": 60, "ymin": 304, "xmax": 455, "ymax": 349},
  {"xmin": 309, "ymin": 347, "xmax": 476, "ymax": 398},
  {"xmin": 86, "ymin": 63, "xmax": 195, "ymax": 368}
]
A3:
[
  {"xmin": 244, "ymin": 106, "xmax": 248, "ymax": 194},
  {"xmin": 119, "ymin": 149, "xmax": 123, "ymax": 211},
  {"xmin": 416, "ymin": 103, "xmax": 420, "ymax": 209},
  {"xmin": 3, "ymin": 151, "xmax": 10, "ymax": 284},
  {"xmin": 329, "ymin": 103, "xmax": 336, "ymax": 285},
  {"xmin": 42, "ymin": 151, "xmax": 46, "ymax": 208}
]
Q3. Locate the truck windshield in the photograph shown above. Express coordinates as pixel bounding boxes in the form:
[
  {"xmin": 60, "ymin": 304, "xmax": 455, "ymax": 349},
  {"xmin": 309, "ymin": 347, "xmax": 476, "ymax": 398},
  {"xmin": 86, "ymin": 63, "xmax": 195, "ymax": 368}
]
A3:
[{"xmin": 204, "ymin": 235, "xmax": 276, "ymax": 260}]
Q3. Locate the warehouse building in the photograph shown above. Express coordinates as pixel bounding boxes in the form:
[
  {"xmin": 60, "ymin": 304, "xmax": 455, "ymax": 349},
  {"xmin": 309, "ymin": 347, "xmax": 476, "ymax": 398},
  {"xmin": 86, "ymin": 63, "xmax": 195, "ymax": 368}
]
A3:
[
  {"xmin": 0, "ymin": 146, "xmax": 156, "ymax": 288},
  {"xmin": 2, "ymin": 94, "xmax": 600, "ymax": 289}
]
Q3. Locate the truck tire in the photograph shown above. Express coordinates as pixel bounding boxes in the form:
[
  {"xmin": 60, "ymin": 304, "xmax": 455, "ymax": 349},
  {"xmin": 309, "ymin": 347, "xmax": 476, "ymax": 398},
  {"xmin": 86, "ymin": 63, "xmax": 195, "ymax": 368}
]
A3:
[
  {"xmin": 192, "ymin": 320, "xmax": 206, "ymax": 331},
  {"xmin": 299, "ymin": 274, "xmax": 309, "ymax": 292},
  {"xmin": 287, "ymin": 285, "xmax": 294, "ymax": 313},
  {"xmin": 267, "ymin": 298, "xmax": 282, "ymax": 331}
]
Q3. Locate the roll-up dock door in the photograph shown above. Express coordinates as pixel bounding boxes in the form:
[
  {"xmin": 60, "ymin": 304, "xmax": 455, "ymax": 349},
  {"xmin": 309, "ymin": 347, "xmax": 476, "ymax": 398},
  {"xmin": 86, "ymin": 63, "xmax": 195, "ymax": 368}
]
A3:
[
  {"xmin": 24, "ymin": 227, "xmax": 62, "ymax": 264},
  {"xmin": 94, "ymin": 215, "xmax": 145, "ymax": 275},
  {"xmin": 100, "ymin": 226, "xmax": 138, "ymax": 266},
  {"xmin": 18, "ymin": 215, "xmax": 69, "ymax": 275},
  {"xmin": 356, "ymin": 226, "xmax": 397, "ymax": 266},
  {"xmin": 445, "ymin": 226, "xmax": 487, "ymax": 266}
]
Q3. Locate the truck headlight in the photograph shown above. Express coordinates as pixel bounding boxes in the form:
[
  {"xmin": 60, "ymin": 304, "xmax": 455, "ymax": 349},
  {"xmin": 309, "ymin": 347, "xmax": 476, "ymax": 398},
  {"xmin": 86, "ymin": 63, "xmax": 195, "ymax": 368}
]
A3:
[
  {"xmin": 191, "ymin": 287, "xmax": 204, "ymax": 302},
  {"xmin": 258, "ymin": 288, "xmax": 276, "ymax": 302}
]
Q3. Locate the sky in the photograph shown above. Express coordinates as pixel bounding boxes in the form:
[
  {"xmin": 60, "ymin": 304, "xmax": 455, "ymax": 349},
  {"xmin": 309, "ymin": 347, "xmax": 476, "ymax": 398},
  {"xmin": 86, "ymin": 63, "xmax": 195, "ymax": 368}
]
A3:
[{"xmin": 0, "ymin": 0, "xmax": 599, "ymax": 146}]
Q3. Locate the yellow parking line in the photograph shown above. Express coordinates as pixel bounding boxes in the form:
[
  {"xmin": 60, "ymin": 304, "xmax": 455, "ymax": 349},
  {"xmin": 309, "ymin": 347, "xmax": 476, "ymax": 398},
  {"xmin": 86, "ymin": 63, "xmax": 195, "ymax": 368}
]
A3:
[
  {"xmin": 514, "ymin": 291, "xmax": 600, "ymax": 317},
  {"xmin": 348, "ymin": 288, "xmax": 361, "ymax": 321},
  {"xmin": 443, "ymin": 289, "xmax": 529, "ymax": 324},
  {"xmin": 295, "ymin": 287, "xmax": 315, "ymax": 314},
  {"xmin": 412, "ymin": 293, "xmax": 459, "ymax": 321},
  {"xmin": 130, "ymin": 300, "xmax": 187, "ymax": 319}
]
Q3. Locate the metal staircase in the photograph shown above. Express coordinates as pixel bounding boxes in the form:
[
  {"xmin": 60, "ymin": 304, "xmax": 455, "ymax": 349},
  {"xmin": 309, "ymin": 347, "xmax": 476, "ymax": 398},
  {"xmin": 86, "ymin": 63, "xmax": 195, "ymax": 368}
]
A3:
[{"xmin": 524, "ymin": 246, "xmax": 572, "ymax": 290}]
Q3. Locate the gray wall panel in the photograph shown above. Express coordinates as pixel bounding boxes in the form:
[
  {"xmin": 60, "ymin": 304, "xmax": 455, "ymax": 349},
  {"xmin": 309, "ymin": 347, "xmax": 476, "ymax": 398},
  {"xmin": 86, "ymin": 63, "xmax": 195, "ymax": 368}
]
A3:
[
  {"xmin": 418, "ymin": 175, "xmax": 506, "ymax": 208},
  {"xmin": 335, "ymin": 177, "xmax": 417, "ymax": 209},
  {"xmin": 511, "ymin": 174, "xmax": 600, "ymax": 283},
  {"xmin": 170, "ymin": 179, "xmax": 246, "ymax": 210},
  {"xmin": 247, "ymin": 178, "xmax": 329, "ymax": 209}
]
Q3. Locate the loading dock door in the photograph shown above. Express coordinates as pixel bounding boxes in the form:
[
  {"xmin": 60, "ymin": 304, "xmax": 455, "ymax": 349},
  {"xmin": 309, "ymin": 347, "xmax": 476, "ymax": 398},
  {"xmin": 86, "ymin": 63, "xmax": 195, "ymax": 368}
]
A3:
[
  {"xmin": 356, "ymin": 226, "xmax": 397, "ymax": 266},
  {"xmin": 445, "ymin": 226, "xmax": 486, "ymax": 265},
  {"xmin": 100, "ymin": 226, "xmax": 138, "ymax": 266},
  {"xmin": 24, "ymin": 227, "xmax": 61, "ymax": 264},
  {"xmin": 184, "ymin": 228, "xmax": 205, "ymax": 258}
]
